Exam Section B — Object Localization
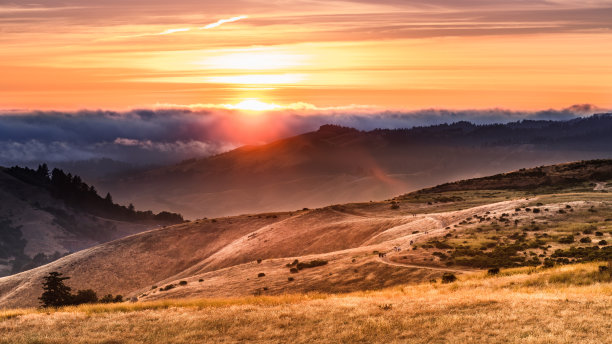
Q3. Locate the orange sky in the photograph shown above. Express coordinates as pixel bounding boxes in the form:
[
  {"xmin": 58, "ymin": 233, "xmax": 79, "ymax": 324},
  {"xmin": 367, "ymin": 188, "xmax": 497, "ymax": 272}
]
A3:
[{"xmin": 1, "ymin": 0, "xmax": 611, "ymax": 110}]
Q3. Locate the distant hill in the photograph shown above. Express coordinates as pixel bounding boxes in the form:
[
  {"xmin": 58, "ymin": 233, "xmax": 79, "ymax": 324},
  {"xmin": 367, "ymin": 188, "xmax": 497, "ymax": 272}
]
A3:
[
  {"xmin": 0, "ymin": 165, "xmax": 184, "ymax": 277},
  {"xmin": 103, "ymin": 114, "xmax": 612, "ymax": 219}
]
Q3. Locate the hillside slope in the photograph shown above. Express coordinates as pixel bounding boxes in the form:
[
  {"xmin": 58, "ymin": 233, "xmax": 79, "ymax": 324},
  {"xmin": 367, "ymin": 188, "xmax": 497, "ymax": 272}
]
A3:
[
  {"xmin": 104, "ymin": 114, "xmax": 612, "ymax": 219},
  {"xmin": 1, "ymin": 159, "xmax": 610, "ymax": 308},
  {"xmin": 0, "ymin": 167, "xmax": 183, "ymax": 277}
]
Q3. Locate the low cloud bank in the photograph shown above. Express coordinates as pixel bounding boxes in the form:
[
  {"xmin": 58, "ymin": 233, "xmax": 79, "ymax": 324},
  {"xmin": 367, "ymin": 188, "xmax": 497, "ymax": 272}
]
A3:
[{"xmin": 0, "ymin": 104, "xmax": 606, "ymax": 168}]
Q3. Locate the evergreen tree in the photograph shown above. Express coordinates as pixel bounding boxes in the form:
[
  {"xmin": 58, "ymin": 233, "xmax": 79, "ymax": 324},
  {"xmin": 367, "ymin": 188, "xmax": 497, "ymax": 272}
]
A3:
[{"xmin": 39, "ymin": 271, "xmax": 72, "ymax": 308}]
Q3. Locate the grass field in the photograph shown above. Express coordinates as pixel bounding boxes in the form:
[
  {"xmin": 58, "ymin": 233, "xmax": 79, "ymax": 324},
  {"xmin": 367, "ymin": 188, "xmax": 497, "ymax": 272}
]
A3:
[{"xmin": 1, "ymin": 262, "xmax": 611, "ymax": 344}]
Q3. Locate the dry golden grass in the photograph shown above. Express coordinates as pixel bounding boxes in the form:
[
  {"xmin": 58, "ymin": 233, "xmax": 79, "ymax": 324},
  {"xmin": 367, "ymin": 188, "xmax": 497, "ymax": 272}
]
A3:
[{"xmin": 1, "ymin": 262, "xmax": 611, "ymax": 344}]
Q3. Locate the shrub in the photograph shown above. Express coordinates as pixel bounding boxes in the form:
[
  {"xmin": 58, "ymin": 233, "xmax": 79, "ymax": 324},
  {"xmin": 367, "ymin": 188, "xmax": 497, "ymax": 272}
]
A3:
[
  {"xmin": 296, "ymin": 259, "xmax": 328, "ymax": 270},
  {"xmin": 286, "ymin": 259, "xmax": 299, "ymax": 267},
  {"xmin": 487, "ymin": 267, "xmax": 500, "ymax": 275},
  {"xmin": 558, "ymin": 235, "xmax": 575, "ymax": 244},
  {"xmin": 199, "ymin": 279, "xmax": 204, "ymax": 282},
  {"xmin": 580, "ymin": 237, "xmax": 592, "ymax": 243},
  {"xmin": 599, "ymin": 265, "xmax": 609, "ymax": 273},
  {"xmin": 258, "ymin": 273, "xmax": 266, "ymax": 277},
  {"xmin": 257, "ymin": 259, "xmax": 262, "ymax": 264},
  {"xmin": 151, "ymin": 285, "xmax": 157, "ymax": 289},
  {"xmin": 596, "ymin": 232, "xmax": 604, "ymax": 236},
  {"xmin": 178, "ymin": 281, "xmax": 187, "ymax": 286},
  {"xmin": 290, "ymin": 268, "xmax": 299, "ymax": 273},
  {"xmin": 100, "ymin": 294, "xmax": 123, "ymax": 303},
  {"xmin": 532, "ymin": 208, "xmax": 540, "ymax": 213},
  {"xmin": 71, "ymin": 289, "xmax": 98, "ymax": 305},
  {"xmin": 160, "ymin": 284, "xmax": 175, "ymax": 291},
  {"xmin": 441, "ymin": 273, "xmax": 457, "ymax": 283},
  {"xmin": 288, "ymin": 277, "xmax": 294, "ymax": 281},
  {"xmin": 598, "ymin": 240, "xmax": 608, "ymax": 246}
]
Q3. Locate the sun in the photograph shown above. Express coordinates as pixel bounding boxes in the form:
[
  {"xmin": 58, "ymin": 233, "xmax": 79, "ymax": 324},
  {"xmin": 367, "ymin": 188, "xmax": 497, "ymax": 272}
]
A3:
[{"xmin": 230, "ymin": 99, "xmax": 281, "ymax": 111}]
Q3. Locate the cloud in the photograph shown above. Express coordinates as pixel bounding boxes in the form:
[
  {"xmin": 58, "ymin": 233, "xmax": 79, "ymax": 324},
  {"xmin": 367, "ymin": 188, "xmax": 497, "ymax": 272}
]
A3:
[
  {"xmin": 0, "ymin": 104, "xmax": 607, "ymax": 169},
  {"xmin": 200, "ymin": 15, "xmax": 248, "ymax": 29}
]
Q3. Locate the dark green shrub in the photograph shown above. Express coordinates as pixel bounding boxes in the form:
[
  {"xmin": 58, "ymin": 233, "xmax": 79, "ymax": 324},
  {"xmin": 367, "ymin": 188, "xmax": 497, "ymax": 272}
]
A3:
[
  {"xmin": 441, "ymin": 273, "xmax": 457, "ymax": 283},
  {"xmin": 595, "ymin": 231, "xmax": 603, "ymax": 236},
  {"xmin": 199, "ymin": 279, "xmax": 204, "ymax": 282},
  {"xmin": 258, "ymin": 273, "xmax": 266, "ymax": 277},
  {"xmin": 598, "ymin": 240, "xmax": 608, "ymax": 246},
  {"xmin": 178, "ymin": 281, "xmax": 187, "ymax": 286},
  {"xmin": 288, "ymin": 277, "xmax": 294, "ymax": 281},
  {"xmin": 257, "ymin": 259, "xmax": 262, "ymax": 264},
  {"xmin": 71, "ymin": 289, "xmax": 98, "ymax": 305},
  {"xmin": 580, "ymin": 237, "xmax": 592, "ymax": 243},
  {"xmin": 160, "ymin": 284, "xmax": 175, "ymax": 291},
  {"xmin": 558, "ymin": 235, "xmax": 574, "ymax": 244},
  {"xmin": 290, "ymin": 268, "xmax": 299, "ymax": 273},
  {"xmin": 100, "ymin": 294, "xmax": 123, "ymax": 303},
  {"xmin": 599, "ymin": 265, "xmax": 609, "ymax": 273}
]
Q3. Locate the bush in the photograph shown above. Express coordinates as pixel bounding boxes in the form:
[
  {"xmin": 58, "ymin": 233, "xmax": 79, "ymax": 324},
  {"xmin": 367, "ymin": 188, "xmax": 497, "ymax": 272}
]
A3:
[
  {"xmin": 290, "ymin": 268, "xmax": 299, "ymax": 273},
  {"xmin": 178, "ymin": 281, "xmax": 187, "ymax": 286},
  {"xmin": 487, "ymin": 267, "xmax": 500, "ymax": 275},
  {"xmin": 258, "ymin": 273, "xmax": 266, "ymax": 277},
  {"xmin": 532, "ymin": 208, "xmax": 541, "ymax": 213},
  {"xmin": 257, "ymin": 259, "xmax": 262, "ymax": 264},
  {"xmin": 599, "ymin": 265, "xmax": 609, "ymax": 273},
  {"xmin": 288, "ymin": 277, "xmax": 294, "ymax": 282},
  {"xmin": 71, "ymin": 289, "xmax": 98, "ymax": 305},
  {"xmin": 558, "ymin": 235, "xmax": 575, "ymax": 244},
  {"xmin": 198, "ymin": 279, "xmax": 204, "ymax": 282},
  {"xmin": 296, "ymin": 260, "xmax": 328, "ymax": 270},
  {"xmin": 160, "ymin": 284, "xmax": 175, "ymax": 291},
  {"xmin": 441, "ymin": 273, "xmax": 457, "ymax": 283},
  {"xmin": 598, "ymin": 240, "xmax": 608, "ymax": 246},
  {"xmin": 596, "ymin": 232, "xmax": 604, "ymax": 236},
  {"xmin": 100, "ymin": 294, "xmax": 123, "ymax": 303},
  {"xmin": 580, "ymin": 237, "xmax": 592, "ymax": 243}
]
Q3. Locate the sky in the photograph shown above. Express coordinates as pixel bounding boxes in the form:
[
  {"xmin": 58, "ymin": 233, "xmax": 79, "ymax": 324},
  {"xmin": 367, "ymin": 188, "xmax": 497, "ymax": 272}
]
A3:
[{"xmin": 1, "ymin": 0, "xmax": 612, "ymax": 110}]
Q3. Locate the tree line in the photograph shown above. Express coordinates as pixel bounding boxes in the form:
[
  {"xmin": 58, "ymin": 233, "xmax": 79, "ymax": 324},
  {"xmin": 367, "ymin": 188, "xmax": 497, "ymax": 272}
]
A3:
[{"xmin": 6, "ymin": 164, "xmax": 184, "ymax": 224}]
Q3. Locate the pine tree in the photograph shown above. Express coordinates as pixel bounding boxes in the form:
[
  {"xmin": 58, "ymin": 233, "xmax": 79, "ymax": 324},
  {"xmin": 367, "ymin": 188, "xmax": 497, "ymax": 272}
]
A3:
[{"xmin": 39, "ymin": 272, "xmax": 73, "ymax": 307}]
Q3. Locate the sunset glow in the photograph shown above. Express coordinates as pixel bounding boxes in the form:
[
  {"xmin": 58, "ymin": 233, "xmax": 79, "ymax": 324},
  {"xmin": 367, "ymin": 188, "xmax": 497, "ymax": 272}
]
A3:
[{"xmin": 1, "ymin": 1, "xmax": 611, "ymax": 110}]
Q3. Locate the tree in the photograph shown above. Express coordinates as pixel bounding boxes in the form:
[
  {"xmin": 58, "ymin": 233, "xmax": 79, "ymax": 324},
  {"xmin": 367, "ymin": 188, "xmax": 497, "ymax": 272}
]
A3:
[{"xmin": 39, "ymin": 272, "xmax": 72, "ymax": 308}]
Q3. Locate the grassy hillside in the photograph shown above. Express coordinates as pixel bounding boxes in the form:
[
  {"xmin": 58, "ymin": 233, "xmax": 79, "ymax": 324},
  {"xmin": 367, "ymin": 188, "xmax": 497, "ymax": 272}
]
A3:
[
  {"xmin": 1, "ymin": 160, "xmax": 610, "ymax": 310},
  {"xmin": 1, "ymin": 262, "xmax": 610, "ymax": 343},
  {"xmin": 0, "ymin": 166, "xmax": 183, "ymax": 277}
]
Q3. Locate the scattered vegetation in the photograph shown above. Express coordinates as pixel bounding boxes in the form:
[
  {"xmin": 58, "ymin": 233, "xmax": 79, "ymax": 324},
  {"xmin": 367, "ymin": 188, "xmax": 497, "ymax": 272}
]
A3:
[{"xmin": 39, "ymin": 272, "xmax": 122, "ymax": 308}]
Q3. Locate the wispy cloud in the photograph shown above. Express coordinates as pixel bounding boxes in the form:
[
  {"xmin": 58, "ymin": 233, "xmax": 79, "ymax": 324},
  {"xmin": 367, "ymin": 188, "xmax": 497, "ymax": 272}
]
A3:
[{"xmin": 200, "ymin": 15, "xmax": 248, "ymax": 30}]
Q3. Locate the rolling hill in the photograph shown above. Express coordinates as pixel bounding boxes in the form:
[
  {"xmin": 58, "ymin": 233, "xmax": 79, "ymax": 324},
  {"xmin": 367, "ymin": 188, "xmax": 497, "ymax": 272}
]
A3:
[
  {"xmin": 1, "ymin": 159, "xmax": 610, "ymax": 309},
  {"xmin": 0, "ymin": 166, "xmax": 183, "ymax": 277},
  {"xmin": 102, "ymin": 114, "xmax": 612, "ymax": 219}
]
